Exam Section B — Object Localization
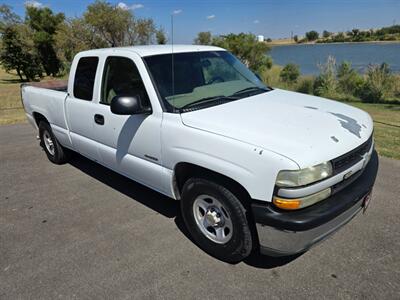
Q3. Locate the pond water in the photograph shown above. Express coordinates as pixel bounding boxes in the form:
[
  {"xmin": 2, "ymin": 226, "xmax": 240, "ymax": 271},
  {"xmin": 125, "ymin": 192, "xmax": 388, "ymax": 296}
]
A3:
[{"xmin": 270, "ymin": 42, "xmax": 400, "ymax": 75}]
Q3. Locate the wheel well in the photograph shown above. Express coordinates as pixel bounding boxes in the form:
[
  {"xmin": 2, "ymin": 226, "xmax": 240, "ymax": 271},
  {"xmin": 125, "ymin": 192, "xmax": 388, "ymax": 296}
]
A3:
[
  {"xmin": 32, "ymin": 112, "xmax": 49, "ymax": 126},
  {"xmin": 173, "ymin": 162, "xmax": 251, "ymax": 204}
]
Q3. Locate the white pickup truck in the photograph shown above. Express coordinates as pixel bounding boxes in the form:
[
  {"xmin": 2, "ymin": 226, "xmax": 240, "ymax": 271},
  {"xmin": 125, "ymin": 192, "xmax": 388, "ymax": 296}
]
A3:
[{"xmin": 21, "ymin": 45, "xmax": 378, "ymax": 262}]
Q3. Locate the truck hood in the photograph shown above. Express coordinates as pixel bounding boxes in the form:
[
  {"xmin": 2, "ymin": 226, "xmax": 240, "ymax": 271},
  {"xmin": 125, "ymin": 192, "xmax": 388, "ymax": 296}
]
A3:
[{"xmin": 180, "ymin": 89, "xmax": 373, "ymax": 168}]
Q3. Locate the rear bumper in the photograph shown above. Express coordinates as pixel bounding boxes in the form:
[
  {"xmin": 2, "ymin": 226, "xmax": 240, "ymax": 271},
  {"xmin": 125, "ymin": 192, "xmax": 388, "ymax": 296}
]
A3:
[{"xmin": 251, "ymin": 150, "xmax": 379, "ymax": 256}]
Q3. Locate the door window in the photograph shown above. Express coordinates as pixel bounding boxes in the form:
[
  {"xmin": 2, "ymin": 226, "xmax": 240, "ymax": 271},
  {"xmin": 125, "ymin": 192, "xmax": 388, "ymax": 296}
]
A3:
[
  {"xmin": 101, "ymin": 56, "xmax": 150, "ymax": 108},
  {"xmin": 73, "ymin": 57, "xmax": 99, "ymax": 101}
]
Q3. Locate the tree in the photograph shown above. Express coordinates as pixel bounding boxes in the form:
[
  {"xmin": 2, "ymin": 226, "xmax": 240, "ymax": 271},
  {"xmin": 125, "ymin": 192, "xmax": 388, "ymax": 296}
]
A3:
[
  {"xmin": 55, "ymin": 18, "xmax": 107, "ymax": 66},
  {"xmin": 0, "ymin": 24, "xmax": 42, "ymax": 81},
  {"xmin": 156, "ymin": 27, "xmax": 167, "ymax": 44},
  {"xmin": 351, "ymin": 28, "xmax": 360, "ymax": 37},
  {"xmin": 280, "ymin": 63, "xmax": 300, "ymax": 83},
  {"xmin": 84, "ymin": 0, "xmax": 156, "ymax": 47},
  {"xmin": 322, "ymin": 30, "xmax": 331, "ymax": 38},
  {"xmin": 305, "ymin": 30, "xmax": 319, "ymax": 41},
  {"xmin": 25, "ymin": 6, "xmax": 65, "ymax": 76},
  {"xmin": 84, "ymin": 0, "xmax": 131, "ymax": 47},
  {"xmin": 211, "ymin": 33, "xmax": 272, "ymax": 73},
  {"xmin": 133, "ymin": 18, "xmax": 156, "ymax": 45},
  {"xmin": 194, "ymin": 31, "xmax": 212, "ymax": 45},
  {"xmin": 266, "ymin": 37, "xmax": 272, "ymax": 42},
  {"xmin": 0, "ymin": 4, "xmax": 21, "ymax": 31},
  {"xmin": 293, "ymin": 35, "xmax": 298, "ymax": 42}
]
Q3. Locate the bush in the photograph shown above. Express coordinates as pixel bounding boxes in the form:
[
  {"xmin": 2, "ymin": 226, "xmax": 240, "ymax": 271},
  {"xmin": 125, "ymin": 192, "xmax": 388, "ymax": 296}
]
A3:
[
  {"xmin": 359, "ymin": 63, "xmax": 395, "ymax": 103},
  {"xmin": 297, "ymin": 77, "xmax": 315, "ymax": 94},
  {"xmin": 314, "ymin": 56, "xmax": 337, "ymax": 97},
  {"xmin": 261, "ymin": 65, "xmax": 282, "ymax": 87},
  {"xmin": 280, "ymin": 63, "xmax": 300, "ymax": 83},
  {"xmin": 337, "ymin": 61, "xmax": 365, "ymax": 96}
]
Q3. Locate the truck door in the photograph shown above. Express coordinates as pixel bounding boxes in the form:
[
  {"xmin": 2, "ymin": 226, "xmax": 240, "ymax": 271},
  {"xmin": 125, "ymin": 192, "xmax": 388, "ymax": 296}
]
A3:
[
  {"xmin": 65, "ymin": 56, "xmax": 101, "ymax": 161},
  {"xmin": 91, "ymin": 55, "xmax": 164, "ymax": 192}
]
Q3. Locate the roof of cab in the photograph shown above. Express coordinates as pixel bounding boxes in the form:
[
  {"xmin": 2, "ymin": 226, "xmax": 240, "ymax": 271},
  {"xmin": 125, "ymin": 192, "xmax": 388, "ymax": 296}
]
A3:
[{"xmin": 78, "ymin": 45, "xmax": 225, "ymax": 57}]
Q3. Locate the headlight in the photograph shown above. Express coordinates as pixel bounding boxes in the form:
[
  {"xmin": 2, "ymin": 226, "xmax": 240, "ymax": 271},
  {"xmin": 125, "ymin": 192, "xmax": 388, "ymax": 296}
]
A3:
[{"xmin": 276, "ymin": 161, "xmax": 333, "ymax": 187}]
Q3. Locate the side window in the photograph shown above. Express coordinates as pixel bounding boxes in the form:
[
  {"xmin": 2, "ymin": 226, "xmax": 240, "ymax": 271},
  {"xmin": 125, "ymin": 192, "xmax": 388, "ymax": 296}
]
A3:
[
  {"xmin": 73, "ymin": 57, "xmax": 99, "ymax": 101},
  {"xmin": 101, "ymin": 56, "xmax": 150, "ymax": 107}
]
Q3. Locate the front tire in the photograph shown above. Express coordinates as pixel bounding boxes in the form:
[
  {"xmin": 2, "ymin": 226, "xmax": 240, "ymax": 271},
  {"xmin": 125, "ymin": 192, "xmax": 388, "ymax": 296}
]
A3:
[
  {"xmin": 39, "ymin": 121, "xmax": 69, "ymax": 164},
  {"xmin": 181, "ymin": 178, "xmax": 253, "ymax": 263}
]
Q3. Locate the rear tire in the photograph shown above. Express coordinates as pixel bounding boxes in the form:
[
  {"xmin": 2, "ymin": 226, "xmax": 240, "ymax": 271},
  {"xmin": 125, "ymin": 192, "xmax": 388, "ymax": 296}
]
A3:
[
  {"xmin": 181, "ymin": 178, "xmax": 253, "ymax": 263},
  {"xmin": 39, "ymin": 121, "xmax": 69, "ymax": 164}
]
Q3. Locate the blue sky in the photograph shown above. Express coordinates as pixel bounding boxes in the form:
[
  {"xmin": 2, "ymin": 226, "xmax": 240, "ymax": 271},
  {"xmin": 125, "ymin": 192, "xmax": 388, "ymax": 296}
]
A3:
[{"xmin": 4, "ymin": 0, "xmax": 400, "ymax": 43}]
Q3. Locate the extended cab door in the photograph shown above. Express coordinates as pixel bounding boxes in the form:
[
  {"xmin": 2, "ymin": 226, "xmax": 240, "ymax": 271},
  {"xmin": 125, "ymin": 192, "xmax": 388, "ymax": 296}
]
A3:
[
  {"xmin": 91, "ymin": 53, "xmax": 165, "ymax": 192},
  {"xmin": 65, "ymin": 56, "xmax": 101, "ymax": 161}
]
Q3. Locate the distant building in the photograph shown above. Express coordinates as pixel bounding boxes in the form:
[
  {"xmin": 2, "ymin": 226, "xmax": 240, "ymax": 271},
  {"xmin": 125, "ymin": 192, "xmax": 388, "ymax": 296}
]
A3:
[{"xmin": 257, "ymin": 35, "xmax": 264, "ymax": 42}]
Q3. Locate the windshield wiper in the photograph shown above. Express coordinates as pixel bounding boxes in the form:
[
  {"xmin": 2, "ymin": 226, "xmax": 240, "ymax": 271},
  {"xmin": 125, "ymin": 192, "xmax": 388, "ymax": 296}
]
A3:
[
  {"xmin": 180, "ymin": 95, "xmax": 238, "ymax": 110},
  {"xmin": 231, "ymin": 86, "xmax": 270, "ymax": 96}
]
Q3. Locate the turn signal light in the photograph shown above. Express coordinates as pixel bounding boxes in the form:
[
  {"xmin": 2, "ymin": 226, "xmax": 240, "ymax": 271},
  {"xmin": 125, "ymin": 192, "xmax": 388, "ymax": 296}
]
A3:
[
  {"xmin": 273, "ymin": 188, "xmax": 331, "ymax": 210},
  {"xmin": 273, "ymin": 198, "xmax": 301, "ymax": 210}
]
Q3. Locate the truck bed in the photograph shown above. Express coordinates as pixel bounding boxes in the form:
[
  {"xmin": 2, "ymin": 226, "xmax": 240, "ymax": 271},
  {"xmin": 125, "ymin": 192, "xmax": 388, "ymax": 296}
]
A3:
[
  {"xmin": 22, "ymin": 80, "xmax": 68, "ymax": 92},
  {"xmin": 21, "ymin": 80, "xmax": 70, "ymax": 147}
]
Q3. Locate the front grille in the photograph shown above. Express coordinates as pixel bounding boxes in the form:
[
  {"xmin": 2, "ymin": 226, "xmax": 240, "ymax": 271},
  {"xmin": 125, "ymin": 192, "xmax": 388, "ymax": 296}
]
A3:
[{"xmin": 331, "ymin": 135, "xmax": 373, "ymax": 175}]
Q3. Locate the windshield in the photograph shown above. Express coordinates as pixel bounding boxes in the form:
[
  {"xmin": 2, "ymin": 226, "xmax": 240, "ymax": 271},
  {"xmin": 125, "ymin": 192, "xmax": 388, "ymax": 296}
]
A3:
[{"xmin": 143, "ymin": 51, "xmax": 270, "ymax": 112}]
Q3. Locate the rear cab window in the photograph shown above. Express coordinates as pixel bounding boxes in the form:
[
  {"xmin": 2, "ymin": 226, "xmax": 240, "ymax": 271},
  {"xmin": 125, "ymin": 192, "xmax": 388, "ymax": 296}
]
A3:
[{"xmin": 73, "ymin": 56, "xmax": 99, "ymax": 101}]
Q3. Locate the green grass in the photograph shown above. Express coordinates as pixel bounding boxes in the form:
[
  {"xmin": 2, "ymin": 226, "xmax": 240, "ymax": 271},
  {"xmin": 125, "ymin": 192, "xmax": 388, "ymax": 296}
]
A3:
[
  {"xmin": 349, "ymin": 103, "xmax": 400, "ymax": 160},
  {"xmin": 0, "ymin": 67, "xmax": 67, "ymax": 125},
  {"xmin": 0, "ymin": 68, "xmax": 27, "ymax": 125},
  {"xmin": 1, "ymin": 67, "xmax": 399, "ymax": 159}
]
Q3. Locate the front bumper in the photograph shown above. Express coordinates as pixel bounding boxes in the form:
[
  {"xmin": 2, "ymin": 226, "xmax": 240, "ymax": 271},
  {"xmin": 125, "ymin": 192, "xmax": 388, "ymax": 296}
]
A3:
[{"xmin": 251, "ymin": 150, "xmax": 379, "ymax": 256}]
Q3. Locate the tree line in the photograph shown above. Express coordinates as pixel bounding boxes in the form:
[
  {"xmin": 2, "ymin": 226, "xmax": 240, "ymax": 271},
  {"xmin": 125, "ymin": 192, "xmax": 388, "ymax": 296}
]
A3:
[
  {"xmin": 294, "ymin": 24, "xmax": 400, "ymax": 43},
  {"xmin": 0, "ymin": 1, "xmax": 167, "ymax": 81}
]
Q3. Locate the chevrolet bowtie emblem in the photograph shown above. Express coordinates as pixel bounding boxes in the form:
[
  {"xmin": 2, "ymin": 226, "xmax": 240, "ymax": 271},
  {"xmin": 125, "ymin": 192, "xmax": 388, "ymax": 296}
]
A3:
[{"xmin": 344, "ymin": 170, "xmax": 353, "ymax": 180}]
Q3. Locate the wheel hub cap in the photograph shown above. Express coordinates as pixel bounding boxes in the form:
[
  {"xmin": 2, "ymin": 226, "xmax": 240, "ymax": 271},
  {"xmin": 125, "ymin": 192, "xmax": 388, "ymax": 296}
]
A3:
[
  {"xmin": 43, "ymin": 130, "xmax": 55, "ymax": 156},
  {"xmin": 192, "ymin": 195, "xmax": 233, "ymax": 244},
  {"xmin": 205, "ymin": 209, "xmax": 222, "ymax": 227}
]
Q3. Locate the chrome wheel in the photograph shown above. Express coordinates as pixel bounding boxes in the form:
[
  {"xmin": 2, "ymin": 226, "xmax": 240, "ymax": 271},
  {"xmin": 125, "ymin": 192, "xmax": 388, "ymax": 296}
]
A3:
[
  {"xmin": 43, "ymin": 130, "xmax": 55, "ymax": 156},
  {"xmin": 192, "ymin": 195, "xmax": 233, "ymax": 244}
]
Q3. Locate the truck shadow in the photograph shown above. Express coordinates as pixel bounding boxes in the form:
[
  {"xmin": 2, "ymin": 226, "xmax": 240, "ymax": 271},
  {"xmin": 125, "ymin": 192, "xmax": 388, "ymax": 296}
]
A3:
[
  {"xmin": 68, "ymin": 153, "xmax": 178, "ymax": 218},
  {"xmin": 68, "ymin": 153, "xmax": 301, "ymax": 269}
]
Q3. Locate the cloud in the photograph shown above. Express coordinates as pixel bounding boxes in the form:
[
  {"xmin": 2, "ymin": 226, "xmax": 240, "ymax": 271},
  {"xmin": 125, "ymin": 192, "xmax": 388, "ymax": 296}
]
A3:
[
  {"xmin": 172, "ymin": 9, "xmax": 183, "ymax": 15},
  {"xmin": 24, "ymin": 0, "xmax": 44, "ymax": 8},
  {"xmin": 253, "ymin": 20, "xmax": 260, "ymax": 24},
  {"xmin": 206, "ymin": 15, "xmax": 215, "ymax": 20},
  {"xmin": 117, "ymin": 2, "xmax": 144, "ymax": 10}
]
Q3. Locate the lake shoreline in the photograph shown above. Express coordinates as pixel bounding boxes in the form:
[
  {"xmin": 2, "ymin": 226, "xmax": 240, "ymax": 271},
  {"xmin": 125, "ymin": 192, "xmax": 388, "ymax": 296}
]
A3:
[{"xmin": 268, "ymin": 40, "xmax": 400, "ymax": 47}]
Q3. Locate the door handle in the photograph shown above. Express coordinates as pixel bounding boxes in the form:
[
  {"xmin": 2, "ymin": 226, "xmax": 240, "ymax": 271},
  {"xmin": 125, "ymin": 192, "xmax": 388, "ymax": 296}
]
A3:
[{"xmin": 94, "ymin": 114, "xmax": 104, "ymax": 125}]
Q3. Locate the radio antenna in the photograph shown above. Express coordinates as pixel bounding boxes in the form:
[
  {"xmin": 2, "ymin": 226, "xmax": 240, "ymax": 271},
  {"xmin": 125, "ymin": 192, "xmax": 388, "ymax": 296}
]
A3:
[{"xmin": 171, "ymin": 13, "xmax": 175, "ymax": 106}]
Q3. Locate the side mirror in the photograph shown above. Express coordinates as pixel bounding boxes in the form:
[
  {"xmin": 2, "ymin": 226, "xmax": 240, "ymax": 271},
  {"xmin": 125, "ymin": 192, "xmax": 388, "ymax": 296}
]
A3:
[{"xmin": 110, "ymin": 95, "xmax": 151, "ymax": 115}]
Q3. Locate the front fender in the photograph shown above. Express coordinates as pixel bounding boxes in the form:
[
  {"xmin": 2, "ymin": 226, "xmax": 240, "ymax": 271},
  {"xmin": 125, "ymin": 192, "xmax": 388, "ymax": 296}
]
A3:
[{"xmin": 162, "ymin": 114, "xmax": 298, "ymax": 201}]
